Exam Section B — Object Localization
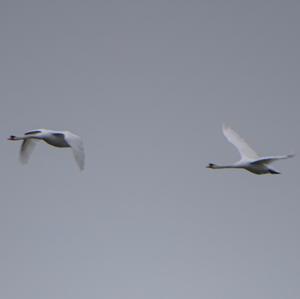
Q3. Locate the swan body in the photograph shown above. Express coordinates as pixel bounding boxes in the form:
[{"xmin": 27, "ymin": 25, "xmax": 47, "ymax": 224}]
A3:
[
  {"xmin": 8, "ymin": 129, "xmax": 85, "ymax": 170},
  {"xmin": 207, "ymin": 125, "xmax": 294, "ymax": 175}
]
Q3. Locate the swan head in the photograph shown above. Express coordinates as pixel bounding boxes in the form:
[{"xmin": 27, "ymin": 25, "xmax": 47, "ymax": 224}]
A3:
[
  {"xmin": 8, "ymin": 135, "xmax": 17, "ymax": 141},
  {"xmin": 206, "ymin": 163, "xmax": 217, "ymax": 169}
]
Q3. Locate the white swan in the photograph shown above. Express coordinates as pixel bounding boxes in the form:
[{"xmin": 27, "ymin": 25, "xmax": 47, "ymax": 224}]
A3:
[
  {"xmin": 8, "ymin": 129, "xmax": 85, "ymax": 170},
  {"xmin": 207, "ymin": 124, "xmax": 294, "ymax": 175}
]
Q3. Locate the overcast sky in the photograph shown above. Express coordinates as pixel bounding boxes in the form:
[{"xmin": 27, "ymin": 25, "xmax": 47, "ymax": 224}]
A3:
[{"xmin": 1, "ymin": 1, "xmax": 300, "ymax": 298}]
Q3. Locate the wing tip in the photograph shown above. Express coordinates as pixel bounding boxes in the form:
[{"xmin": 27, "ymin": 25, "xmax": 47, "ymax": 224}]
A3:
[
  {"xmin": 19, "ymin": 154, "xmax": 29, "ymax": 165},
  {"xmin": 222, "ymin": 123, "xmax": 230, "ymax": 132}
]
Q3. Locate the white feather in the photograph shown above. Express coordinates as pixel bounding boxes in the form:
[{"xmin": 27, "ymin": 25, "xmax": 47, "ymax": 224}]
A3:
[
  {"xmin": 207, "ymin": 125, "xmax": 294, "ymax": 175},
  {"xmin": 9, "ymin": 129, "xmax": 85, "ymax": 171},
  {"xmin": 20, "ymin": 139, "xmax": 37, "ymax": 164},
  {"xmin": 222, "ymin": 124, "xmax": 259, "ymax": 160},
  {"xmin": 64, "ymin": 131, "xmax": 85, "ymax": 171}
]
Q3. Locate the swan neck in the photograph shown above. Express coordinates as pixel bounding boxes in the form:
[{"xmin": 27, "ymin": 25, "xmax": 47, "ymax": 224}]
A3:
[
  {"xmin": 213, "ymin": 164, "xmax": 236, "ymax": 169},
  {"xmin": 11, "ymin": 135, "xmax": 39, "ymax": 141},
  {"xmin": 19, "ymin": 135, "xmax": 35, "ymax": 140}
]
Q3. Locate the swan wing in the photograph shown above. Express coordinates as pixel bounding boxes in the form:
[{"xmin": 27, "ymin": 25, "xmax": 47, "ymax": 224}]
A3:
[
  {"xmin": 251, "ymin": 154, "xmax": 294, "ymax": 165},
  {"xmin": 222, "ymin": 124, "xmax": 259, "ymax": 160},
  {"xmin": 64, "ymin": 132, "xmax": 85, "ymax": 170},
  {"xmin": 20, "ymin": 139, "xmax": 37, "ymax": 164}
]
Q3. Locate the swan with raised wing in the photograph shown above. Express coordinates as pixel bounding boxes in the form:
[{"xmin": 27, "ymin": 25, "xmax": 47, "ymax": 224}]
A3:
[{"xmin": 207, "ymin": 125, "xmax": 293, "ymax": 175}]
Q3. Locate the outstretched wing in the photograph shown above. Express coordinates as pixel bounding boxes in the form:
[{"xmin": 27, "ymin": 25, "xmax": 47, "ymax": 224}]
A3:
[
  {"xmin": 251, "ymin": 154, "xmax": 294, "ymax": 165},
  {"xmin": 64, "ymin": 132, "xmax": 85, "ymax": 171},
  {"xmin": 222, "ymin": 124, "xmax": 259, "ymax": 160},
  {"xmin": 20, "ymin": 139, "xmax": 37, "ymax": 164}
]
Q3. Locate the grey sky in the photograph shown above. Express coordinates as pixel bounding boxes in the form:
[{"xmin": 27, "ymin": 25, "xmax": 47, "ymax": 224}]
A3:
[{"xmin": 1, "ymin": 1, "xmax": 300, "ymax": 298}]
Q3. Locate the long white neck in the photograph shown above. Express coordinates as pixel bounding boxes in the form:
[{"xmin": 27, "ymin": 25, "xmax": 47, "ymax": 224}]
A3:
[
  {"xmin": 9, "ymin": 135, "xmax": 39, "ymax": 141},
  {"xmin": 212, "ymin": 164, "xmax": 238, "ymax": 169}
]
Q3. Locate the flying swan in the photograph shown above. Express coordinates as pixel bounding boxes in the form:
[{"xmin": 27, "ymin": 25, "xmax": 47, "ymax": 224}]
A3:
[
  {"xmin": 8, "ymin": 129, "xmax": 85, "ymax": 170},
  {"xmin": 207, "ymin": 124, "xmax": 294, "ymax": 175}
]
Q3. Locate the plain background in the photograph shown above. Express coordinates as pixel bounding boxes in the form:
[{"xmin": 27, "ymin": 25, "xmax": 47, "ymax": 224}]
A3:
[{"xmin": 1, "ymin": 1, "xmax": 299, "ymax": 298}]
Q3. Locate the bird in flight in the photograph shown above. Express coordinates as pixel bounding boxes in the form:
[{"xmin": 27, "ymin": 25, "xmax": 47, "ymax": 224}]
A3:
[
  {"xmin": 8, "ymin": 129, "xmax": 85, "ymax": 171},
  {"xmin": 207, "ymin": 124, "xmax": 294, "ymax": 175}
]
